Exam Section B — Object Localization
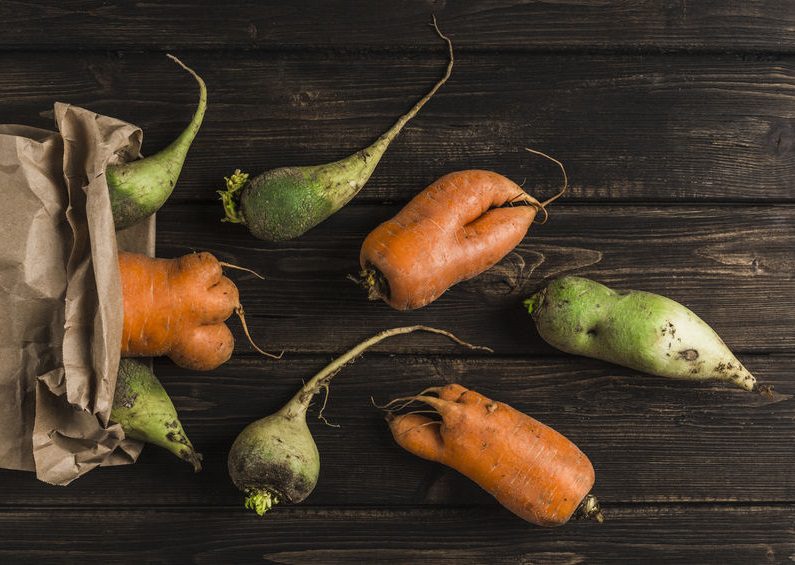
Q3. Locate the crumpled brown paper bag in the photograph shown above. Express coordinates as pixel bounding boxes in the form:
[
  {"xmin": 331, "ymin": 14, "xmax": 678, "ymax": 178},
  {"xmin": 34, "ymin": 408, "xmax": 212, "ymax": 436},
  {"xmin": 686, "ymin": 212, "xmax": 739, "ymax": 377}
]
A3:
[{"xmin": 0, "ymin": 102, "xmax": 155, "ymax": 485}]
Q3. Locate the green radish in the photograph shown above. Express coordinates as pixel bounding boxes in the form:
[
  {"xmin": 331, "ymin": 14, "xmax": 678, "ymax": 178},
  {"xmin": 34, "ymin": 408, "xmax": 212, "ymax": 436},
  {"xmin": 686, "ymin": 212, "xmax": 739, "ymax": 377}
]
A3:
[
  {"xmin": 112, "ymin": 359, "xmax": 202, "ymax": 471},
  {"xmin": 218, "ymin": 19, "xmax": 454, "ymax": 242},
  {"xmin": 106, "ymin": 55, "xmax": 206, "ymax": 230},
  {"xmin": 227, "ymin": 325, "xmax": 489, "ymax": 516},
  {"xmin": 524, "ymin": 276, "xmax": 759, "ymax": 392}
]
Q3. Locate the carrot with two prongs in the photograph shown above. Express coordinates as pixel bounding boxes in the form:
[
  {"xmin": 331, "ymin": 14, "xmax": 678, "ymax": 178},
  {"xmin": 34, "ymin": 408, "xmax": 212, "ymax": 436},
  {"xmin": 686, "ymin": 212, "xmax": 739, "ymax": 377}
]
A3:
[
  {"xmin": 358, "ymin": 149, "xmax": 567, "ymax": 310},
  {"xmin": 385, "ymin": 383, "xmax": 602, "ymax": 527},
  {"xmin": 119, "ymin": 250, "xmax": 279, "ymax": 371}
]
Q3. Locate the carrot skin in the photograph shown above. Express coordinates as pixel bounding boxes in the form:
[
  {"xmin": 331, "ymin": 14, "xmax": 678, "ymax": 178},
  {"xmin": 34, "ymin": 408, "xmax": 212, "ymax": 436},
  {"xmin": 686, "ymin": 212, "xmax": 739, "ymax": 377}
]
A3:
[
  {"xmin": 389, "ymin": 384, "xmax": 595, "ymax": 527},
  {"xmin": 119, "ymin": 251, "xmax": 238, "ymax": 371},
  {"xmin": 360, "ymin": 170, "xmax": 538, "ymax": 310}
]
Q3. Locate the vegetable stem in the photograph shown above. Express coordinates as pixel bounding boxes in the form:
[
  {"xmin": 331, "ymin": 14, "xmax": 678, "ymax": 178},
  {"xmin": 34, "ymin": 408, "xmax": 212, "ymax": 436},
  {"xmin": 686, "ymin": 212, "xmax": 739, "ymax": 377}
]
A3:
[
  {"xmin": 219, "ymin": 169, "xmax": 250, "ymax": 223},
  {"xmin": 363, "ymin": 16, "xmax": 454, "ymax": 159},
  {"xmin": 574, "ymin": 494, "xmax": 605, "ymax": 523},
  {"xmin": 282, "ymin": 326, "xmax": 491, "ymax": 418}
]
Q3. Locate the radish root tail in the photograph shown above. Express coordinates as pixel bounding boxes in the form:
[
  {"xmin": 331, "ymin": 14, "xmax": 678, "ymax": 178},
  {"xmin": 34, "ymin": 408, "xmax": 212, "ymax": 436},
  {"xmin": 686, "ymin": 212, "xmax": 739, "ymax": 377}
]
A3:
[
  {"xmin": 317, "ymin": 383, "xmax": 340, "ymax": 428},
  {"xmin": 235, "ymin": 305, "xmax": 284, "ymax": 359}
]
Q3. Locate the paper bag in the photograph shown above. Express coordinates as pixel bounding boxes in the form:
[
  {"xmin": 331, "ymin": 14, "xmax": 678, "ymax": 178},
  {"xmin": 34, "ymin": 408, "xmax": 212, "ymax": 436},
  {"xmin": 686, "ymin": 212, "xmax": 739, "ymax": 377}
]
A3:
[{"xmin": 0, "ymin": 103, "xmax": 155, "ymax": 485}]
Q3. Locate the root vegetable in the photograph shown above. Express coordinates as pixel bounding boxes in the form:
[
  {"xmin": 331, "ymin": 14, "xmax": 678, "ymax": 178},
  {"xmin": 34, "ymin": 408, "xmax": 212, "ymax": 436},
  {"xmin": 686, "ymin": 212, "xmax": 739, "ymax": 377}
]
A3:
[
  {"xmin": 525, "ymin": 276, "xmax": 758, "ymax": 391},
  {"xmin": 358, "ymin": 150, "xmax": 567, "ymax": 310},
  {"xmin": 107, "ymin": 55, "xmax": 206, "ymax": 230},
  {"xmin": 119, "ymin": 250, "xmax": 278, "ymax": 371},
  {"xmin": 217, "ymin": 19, "xmax": 453, "ymax": 242},
  {"xmin": 112, "ymin": 359, "xmax": 202, "ymax": 471},
  {"xmin": 227, "ymin": 326, "xmax": 489, "ymax": 516},
  {"xmin": 385, "ymin": 384, "xmax": 602, "ymax": 527}
]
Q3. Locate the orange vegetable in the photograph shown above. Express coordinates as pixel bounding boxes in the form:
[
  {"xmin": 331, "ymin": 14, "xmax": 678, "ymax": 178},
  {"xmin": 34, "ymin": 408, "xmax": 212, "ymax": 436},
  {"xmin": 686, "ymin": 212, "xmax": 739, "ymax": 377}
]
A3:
[
  {"xmin": 386, "ymin": 384, "xmax": 602, "ymax": 527},
  {"xmin": 119, "ymin": 251, "xmax": 278, "ymax": 371},
  {"xmin": 359, "ymin": 153, "xmax": 566, "ymax": 310}
]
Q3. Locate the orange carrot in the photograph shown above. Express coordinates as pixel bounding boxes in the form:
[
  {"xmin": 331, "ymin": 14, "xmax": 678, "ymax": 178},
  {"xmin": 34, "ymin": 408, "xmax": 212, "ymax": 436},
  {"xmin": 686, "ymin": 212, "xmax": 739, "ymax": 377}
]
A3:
[
  {"xmin": 358, "ymin": 153, "xmax": 566, "ymax": 310},
  {"xmin": 386, "ymin": 384, "xmax": 602, "ymax": 527},
  {"xmin": 119, "ymin": 251, "xmax": 277, "ymax": 371}
]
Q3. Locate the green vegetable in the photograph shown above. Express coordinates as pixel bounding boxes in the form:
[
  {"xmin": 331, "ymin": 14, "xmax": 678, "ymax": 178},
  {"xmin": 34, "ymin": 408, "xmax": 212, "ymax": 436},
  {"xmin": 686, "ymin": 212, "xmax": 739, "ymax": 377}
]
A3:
[
  {"xmin": 112, "ymin": 359, "xmax": 202, "ymax": 471},
  {"xmin": 524, "ymin": 276, "xmax": 758, "ymax": 391},
  {"xmin": 106, "ymin": 55, "xmax": 206, "ymax": 230},
  {"xmin": 218, "ymin": 19, "xmax": 454, "ymax": 242},
  {"xmin": 227, "ymin": 325, "xmax": 488, "ymax": 516}
]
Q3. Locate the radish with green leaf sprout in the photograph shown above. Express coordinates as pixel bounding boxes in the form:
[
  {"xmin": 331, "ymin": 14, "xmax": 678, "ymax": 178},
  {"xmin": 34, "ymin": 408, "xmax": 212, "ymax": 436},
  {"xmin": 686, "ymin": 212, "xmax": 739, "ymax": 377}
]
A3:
[
  {"xmin": 218, "ymin": 19, "xmax": 454, "ymax": 242},
  {"xmin": 227, "ymin": 325, "xmax": 489, "ymax": 516},
  {"xmin": 106, "ymin": 55, "xmax": 206, "ymax": 230}
]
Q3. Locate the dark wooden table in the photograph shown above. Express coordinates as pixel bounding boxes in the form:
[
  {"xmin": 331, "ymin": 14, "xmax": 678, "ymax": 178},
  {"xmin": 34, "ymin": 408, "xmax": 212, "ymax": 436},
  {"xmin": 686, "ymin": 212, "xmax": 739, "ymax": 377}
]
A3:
[{"xmin": 1, "ymin": 2, "xmax": 794, "ymax": 563}]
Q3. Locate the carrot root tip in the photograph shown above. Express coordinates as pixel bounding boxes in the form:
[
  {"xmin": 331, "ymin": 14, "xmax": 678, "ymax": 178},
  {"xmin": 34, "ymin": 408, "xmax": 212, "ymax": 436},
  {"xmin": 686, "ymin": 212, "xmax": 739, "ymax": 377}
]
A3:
[
  {"xmin": 574, "ymin": 493, "xmax": 605, "ymax": 523},
  {"xmin": 235, "ymin": 306, "xmax": 284, "ymax": 360}
]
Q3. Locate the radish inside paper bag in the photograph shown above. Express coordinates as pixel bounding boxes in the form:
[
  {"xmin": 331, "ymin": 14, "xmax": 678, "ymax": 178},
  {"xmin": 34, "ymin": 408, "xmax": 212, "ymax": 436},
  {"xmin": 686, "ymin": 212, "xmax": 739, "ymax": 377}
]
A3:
[{"xmin": 0, "ymin": 103, "xmax": 154, "ymax": 485}]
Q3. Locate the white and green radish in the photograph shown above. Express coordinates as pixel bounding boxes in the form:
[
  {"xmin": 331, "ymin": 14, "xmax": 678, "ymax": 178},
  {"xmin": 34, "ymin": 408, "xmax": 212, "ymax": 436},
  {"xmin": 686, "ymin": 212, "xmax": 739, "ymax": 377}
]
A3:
[
  {"xmin": 106, "ymin": 55, "xmax": 206, "ymax": 230},
  {"xmin": 227, "ymin": 325, "xmax": 489, "ymax": 516},
  {"xmin": 218, "ymin": 19, "xmax": 454, "ymax": 242},
  {"xmin": 524, "ymin": 276, "xmax": 759, "ymax": 392},
  {"xmin": 112, "ymin": 359, "xmax": 202, "ymax": 471}
]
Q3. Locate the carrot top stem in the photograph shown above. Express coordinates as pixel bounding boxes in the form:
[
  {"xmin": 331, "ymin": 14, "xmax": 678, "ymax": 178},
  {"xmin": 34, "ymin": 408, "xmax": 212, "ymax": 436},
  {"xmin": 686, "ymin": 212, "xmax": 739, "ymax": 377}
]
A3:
[
  {"xmin": 574, "ymin": 494, "xmax": 605, "ymax": 523},
  {"xmin": 282, "ymin": 326, "xmax": 490, "ymax": 419}
]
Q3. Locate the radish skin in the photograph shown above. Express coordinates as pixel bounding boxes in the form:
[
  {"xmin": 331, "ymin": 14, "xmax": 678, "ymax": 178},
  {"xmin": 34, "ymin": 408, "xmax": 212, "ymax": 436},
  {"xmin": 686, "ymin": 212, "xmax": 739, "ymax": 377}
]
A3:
[{"xmin": 525, "ymin": 276, "xmax": 758, "ymax": 391}]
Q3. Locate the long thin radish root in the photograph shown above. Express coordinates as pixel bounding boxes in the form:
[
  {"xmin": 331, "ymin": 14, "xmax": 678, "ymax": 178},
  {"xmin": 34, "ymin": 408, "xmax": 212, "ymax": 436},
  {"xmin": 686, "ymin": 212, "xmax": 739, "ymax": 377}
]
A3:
[
  {"xmin": 385, "ymin": 384, "xmax": 601, "ymax": 527},
  {"xmin": 107, "ymin": 55, "xmax": 206, "ymax": 230},
  {"xmin": 218, "ymin": 18, "xmax": 454, "ymax": 242},
  {"xmin": 228, "ymin": 326, "xmax": 489, "ymax": 516}
]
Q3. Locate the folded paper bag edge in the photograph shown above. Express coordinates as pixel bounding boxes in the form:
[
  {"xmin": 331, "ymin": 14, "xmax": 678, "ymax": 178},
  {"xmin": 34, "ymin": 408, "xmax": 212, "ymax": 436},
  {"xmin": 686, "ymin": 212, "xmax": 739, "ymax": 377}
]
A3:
[{"xmin": 24, "ymin": 103, "xmax": 152, "ymax": 485}]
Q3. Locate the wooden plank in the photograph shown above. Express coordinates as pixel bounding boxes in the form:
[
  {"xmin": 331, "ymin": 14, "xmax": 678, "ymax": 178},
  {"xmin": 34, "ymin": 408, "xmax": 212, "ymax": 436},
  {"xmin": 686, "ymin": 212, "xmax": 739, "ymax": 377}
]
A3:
[
  {"xmin": 0, "ymin": 1, "xmax": 793, "ymax": 52},
  {"xmin": 0, "ymin": 52, "xmax": 793, "ymax": 202},
  {"xmin": 0, "ymin": 505, "xmax": 791, "ymax": 563},
  {"xmin": 150, "ymin": 203, "xmax": 795, "ymax": 355},
  {"xmin": 0, "ymin": 355, "xmax": 791, "ymax": 507}
]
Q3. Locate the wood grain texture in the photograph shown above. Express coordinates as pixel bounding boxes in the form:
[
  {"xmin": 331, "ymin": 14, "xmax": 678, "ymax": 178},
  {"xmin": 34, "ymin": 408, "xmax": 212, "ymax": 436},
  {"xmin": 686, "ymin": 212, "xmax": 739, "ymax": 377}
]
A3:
[
  {"xmin": 0, "ymin": 355, "xmax": 791, "ymax": 507},
  {"xmin": 0, "ymin": 0, "xmax": 794, "ymax": 52},
  {"xmin": 0, "ymin": 506, "xmax": 792, "ymax": 564},
  {"xmin": 1, "ymin": 2, "xmax": 793, "ymax": 561},
  {"xmin": 0, "ymin": 52, "xmax": 792, "ymax": 202},
  {"xmin": 149, "ymin": 203, "xmax": 795, "ymax": 354}
]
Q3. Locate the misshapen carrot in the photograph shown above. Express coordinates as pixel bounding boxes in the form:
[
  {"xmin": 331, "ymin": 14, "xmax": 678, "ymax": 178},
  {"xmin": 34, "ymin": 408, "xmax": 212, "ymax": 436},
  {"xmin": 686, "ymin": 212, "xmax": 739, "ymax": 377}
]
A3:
[
  {"xmin": 359, "ymin": 152, "xmax": 566, "ymax": 310},
  {"xmin": 387, "ymin": 384, "xmax": 602, "ymax": 527},
  {"xmin": 119, "ymin": 251, "xmax": 278, "ymax": 371},
  {"xmin": 120, "ymin": 251, "xmax": 238, "ymax": 370}
]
